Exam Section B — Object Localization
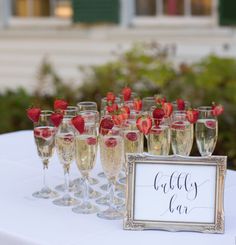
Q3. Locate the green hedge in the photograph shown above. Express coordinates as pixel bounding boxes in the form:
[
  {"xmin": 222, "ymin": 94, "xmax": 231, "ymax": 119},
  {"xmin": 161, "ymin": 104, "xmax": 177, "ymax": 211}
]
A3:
[{"xmin": 0, "ymin": 43, "xmax": 235, "ymax": 168}]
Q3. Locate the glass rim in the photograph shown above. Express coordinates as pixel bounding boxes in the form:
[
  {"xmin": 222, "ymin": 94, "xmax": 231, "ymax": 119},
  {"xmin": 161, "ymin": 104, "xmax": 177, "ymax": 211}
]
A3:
[
  {"xmin": 77, "ymin": 101, "xmax": 97, "ymax": 106},
  {"xmin": 142, "ymin": 96, "xmax": 155, "ymax": 101},
  {"xmin": 64, "ymin": 106, "xmax": 78, "ymax": 111},
  {"xmin": 40, "ymin": 110, "xmax": 53, "ymax": 116},
  {"xmin": 197, "ymin": 106, "xmax": 213, "ymax": 112}
]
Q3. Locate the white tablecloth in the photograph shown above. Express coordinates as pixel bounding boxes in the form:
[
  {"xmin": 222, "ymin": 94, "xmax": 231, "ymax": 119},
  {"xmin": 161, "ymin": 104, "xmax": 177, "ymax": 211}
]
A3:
[{"xmin": 0, "ymin": 130, "xmax": 235, "ymax": 245}]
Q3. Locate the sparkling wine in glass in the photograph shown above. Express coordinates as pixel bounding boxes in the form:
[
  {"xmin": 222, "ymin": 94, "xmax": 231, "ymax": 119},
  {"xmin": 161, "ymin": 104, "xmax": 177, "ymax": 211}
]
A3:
[
  {"xmin": 171, "ymin": 111, "xmax": 193, "ymax": 156},
  {"xmin": 195, "ymin": 106, "xmax": 218, "ymax": 156},
  {"xmin": 55, "ymin": 106, "xmax": 78, "ymax": 192},
  {"xmin": 33, "ymin": 110, "xmax": 58, "ymax": 199},
  {"xmin": 53, "ymin": 117, "xmax": 79, "ymax": 206},
  {"xmin": 72, "ymin": 124, "xmax": 100, "ymax": 214},
  {"xmin": 97, "ymin": 127, "xmax": 124, "ymax": 220},
  {"xmin": 147, "ymin": 123, "xmax": 170, "ymax": 155}
]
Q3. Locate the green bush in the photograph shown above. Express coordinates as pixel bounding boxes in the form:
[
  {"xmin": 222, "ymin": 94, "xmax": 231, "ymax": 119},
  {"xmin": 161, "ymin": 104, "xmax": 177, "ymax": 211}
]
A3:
[{"xmin": 0, "ymin": 43, "xmax": 235, "ymax": 168}]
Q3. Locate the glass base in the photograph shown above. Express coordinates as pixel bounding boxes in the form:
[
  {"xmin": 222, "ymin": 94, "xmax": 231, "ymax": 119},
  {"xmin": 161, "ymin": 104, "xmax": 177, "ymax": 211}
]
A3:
[
  {"xmin": 117, "ymin": 191, "xmax": 125, "ymax": 199},
  {"xmin": 74, "ymin": 187, "xmax": 101, "ymax": 199},
  {"xmin": 100, "ymin": 182, "xmax": 124, "ymax": 192},
  {"xmin": 53, "ymin": 194, "xmax": 79, "ymax": 207},
  {"xmin": 97, "ymin": 172, "xmax": 106, "ymax": 178},
  {"xmin": 32, "ymin": 187, "xmax": 58, "ymax": 199},
  {"xmin": 73, "ymin": 177, "xmax": 99, "ymax": 186},
  {"xmin": 119, "ymin": 176, "xmax": 126, "ymax": 185},
  {"xmin": 97, "ymin": 207, "xmax": 123, "ymax": 220},
  {"xmin": 72, "ymin": 202, "xmax": 100, "ymax": 214},
  {"xmin": 55, "ymin": 181, "xmax": 77, "ymax": 193},
  {"xmin": 96, "ymin": 195, "xmax": 124, "ymax": 206}
]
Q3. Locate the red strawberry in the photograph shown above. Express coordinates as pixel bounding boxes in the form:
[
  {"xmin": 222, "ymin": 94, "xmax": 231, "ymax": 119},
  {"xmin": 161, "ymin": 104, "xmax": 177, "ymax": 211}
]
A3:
[
  {"xmin": 171, "ymin": 121, "xmax": 185, "ymax": 130},
  {"xmin": 106, "ymin": 103, "xmax": 118, "ymax": 113},
  {"xmin": 120, "ymin": 106, "xmax": 130, "ymax": 120},
  {"xmin": 105, "ymin": 137, "xmax": 117, "ymax": 148},
  {"xmin": 112, "ymin": 114, "xmax": 124, "ymax": 126},
  {"xmin": 50, "ymin": 113, "xmax": 63, "ymax": 127},
  {"xmin": 99, "ymin": 117, "xmax": 114, "ymax": 135},
  {"xmin": 134, "ymin": 98, "xmax": 142, "ymax": 111},
  {"xmin": 155, "ymin": 95, "xmax": 166, "ymax": 105},
  {"xmin": 212, "ymin": 103, "xmax": 224, "ymax": 116},
  {"xmin": 186, "ymin": 109, "xmax": 199, "ymax": 123},
  {"xmin": 27, "ymin": 107, "xmax": 41, "ymax": 123},
  {"xmin": 42, "ymin": 128, "xmax": 52, "ymax": 139},
  {"xmin": 86, "ymin": 137, "xmax": 97, "ymax": 145},
  {"xmin": 153, "ymin": 107, "xmax": 165, "ymax": 120},
  {"xmin": 136, "ymin": 115, "xmax": 152, "ymax": 135},
  {"xmin": 126, "ymin": 132, "xmax": 138, "ymax": 141},
  {"xmin": 205, "ymin": 120, "xmax": 217, "ymax": 129},
  {"xmin": 54, "ymin": 99, "xmax": 68, "ymax": 111},
  {"xmin": 162, "ymin": 102, "xmax": 173, "ymax": 118},
  {"xmin": 177, "ymin": 99, "xmax": 185, "ymax": 110},
  {"xmin": 106, "ymin": 92, "xmax": 116, "ymax": 104},
  {"xmin": 122, "ymin": 87, "xmax": 132, "ymax": 101},
  {"xmin": 34, "ymin": 128, "xmax": 41, "ymax": 137},
  {"xmin": 71, "ymin": 115, "xmax": 85, "ymax": 134}
]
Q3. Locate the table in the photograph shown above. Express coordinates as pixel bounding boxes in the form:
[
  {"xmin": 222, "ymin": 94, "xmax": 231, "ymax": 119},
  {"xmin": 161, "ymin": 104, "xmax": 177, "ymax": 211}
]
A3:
[{"xmin": 0, "ymin": 130, "xmax": 235, "ymax": 245}]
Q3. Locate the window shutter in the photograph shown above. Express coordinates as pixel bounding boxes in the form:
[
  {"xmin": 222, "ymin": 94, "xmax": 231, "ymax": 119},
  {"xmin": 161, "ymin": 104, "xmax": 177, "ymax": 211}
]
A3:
[
  {"xmin": 72, "ymin": 0, "xmax": 119, "ymax": 24},
  {"xmin": 219, "ymin": 0, "xmax": 236, "ymax": 26}
]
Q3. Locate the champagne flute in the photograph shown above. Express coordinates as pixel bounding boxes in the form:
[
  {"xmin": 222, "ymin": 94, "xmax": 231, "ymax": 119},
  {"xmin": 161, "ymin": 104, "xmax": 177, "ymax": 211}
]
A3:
[
  {"xmin": 147, "ymin": 119, "xmax": 170, "ymax": 156},
  {"xmin": 77, "ymin": 101, "xmax": 97, "ymax": 112},
  {"xmin": 72, "ymin": 110, "xmax": 100, "ymax": 186},
  {"xmin": 53, "ymin": 116, "xmax": 79, "ymax": 206},
  {"xmin": 33, "ymin": 110, "xmax": 58, "ymax": 199},
  {"xmin": 55, "ymin": 106, "xmax": 78, "ymax": 192},
  {"xmin": 97, "ymin": 126, "xmax": 124, "ymax": 219},
  {"xmin": 142, "ymin": 97, "xmax": 156, "ymax": 112},
  {"xmin": 196, "ymin": 106, "xmax": 218, "ymax": 156},
  {"xmin": 171, "ymin": 111, "xmax": 193, "ymax": 156},
  {"xmin": 72, "ymin": 123, "xmax": 100, "ymax": 214}
]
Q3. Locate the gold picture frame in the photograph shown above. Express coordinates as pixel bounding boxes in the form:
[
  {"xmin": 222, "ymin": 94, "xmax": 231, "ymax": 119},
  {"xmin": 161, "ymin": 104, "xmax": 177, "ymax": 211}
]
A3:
[{"xmin": 124, "ymin": 154, "xmax": 227, "ymax": 233}]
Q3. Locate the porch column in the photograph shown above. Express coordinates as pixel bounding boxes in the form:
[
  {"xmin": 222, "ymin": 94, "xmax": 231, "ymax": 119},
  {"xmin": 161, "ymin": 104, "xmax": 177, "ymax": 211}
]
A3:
[
  {"xmin": 0, "ymin": 0, "xmax": 10, "ymax": 28},
  {"xmin": 120, "ymin": 0, "xmax": 135, "ymax": 27}
]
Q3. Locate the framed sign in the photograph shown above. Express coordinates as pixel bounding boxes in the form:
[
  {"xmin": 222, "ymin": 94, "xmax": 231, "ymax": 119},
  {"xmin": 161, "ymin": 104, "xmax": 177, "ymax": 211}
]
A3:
[{"xmin": 123, "ymin": 154, "xmax": 227, "ymax": 233}]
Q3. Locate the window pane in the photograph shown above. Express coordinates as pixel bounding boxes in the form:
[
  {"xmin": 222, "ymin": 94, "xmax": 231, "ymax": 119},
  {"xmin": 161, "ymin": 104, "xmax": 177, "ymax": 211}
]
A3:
[
  {"xmin": 163, "ymin": 0, "xmax": 184, "ymax": 16},
  {"xmin": 191, "ymin": 0, "xmax": 212, "ymax": 16},
  {"xmin": 136, "ymin": 0, "xmax": 156, "ymax": 16}
]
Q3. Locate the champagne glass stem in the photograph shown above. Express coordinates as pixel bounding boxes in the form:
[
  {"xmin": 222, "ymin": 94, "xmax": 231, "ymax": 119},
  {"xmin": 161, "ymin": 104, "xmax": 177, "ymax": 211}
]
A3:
[
  {"xmin": 83, "ymin": 175, "xmax": 89, "ymax": 205},
  {"xmin": 42, "ymin": 159, "xmax": 49, "ymax": 190},
  {"xmin": 108, "ymin": 180, "xmax": 115, "ymax": 209},
  {"xmin": 64, "ymin": 165, "xmax": 70, "ymax": 197}
]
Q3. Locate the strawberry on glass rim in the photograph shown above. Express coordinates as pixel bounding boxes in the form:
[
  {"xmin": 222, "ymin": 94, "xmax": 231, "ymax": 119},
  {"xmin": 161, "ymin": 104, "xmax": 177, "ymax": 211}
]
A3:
[
  {"xmin": 212, "ymin": 103, "xmax": 224, "ymax": 116},
  {"xmin": 106, "ymin": 103, "xmax": 119, "ymax": 114},
  {"xmin": 122, "ymin": 86, "xmax": 132, "ymax": 101},
  {"xmin": 176, "ymin": 98, "xmax": 185, "ymax": 111},
  {"xmin": 136, "ymin": 115, "xmax": 152, "ymax": 135},
  {"xmin": 27, "ymin": 107, "xmax": 41, "ymax": 123},
  {"xmin": 50, "ymin": 113, "xmax": 63, "ymax": 127},
  {"xmin": 106, "ymin": 92, "xmax": 116, "ymax": 104},
  {"xmin": 71, "ymin": 115, "xmax": 85, "ymax": 134},
  {"xmin": 54, "ymin": 99, "xmax": 68, "ymax": 111},
  {"xmin": 155, "ymin": 94, "xmax": 166, "ymax": 105},
  {"xmin": 186, "ymin": 109, "xmax": 199, "ymax": 124},
  {"xmin": 133, "ymin": 98, "xmax": 142, "ymax": 111},
  {"xmin": 99, "ymin": 117, "xmax": 114, "ymax": 135},
  {"xmin": 162, "ymin": 102, "xmax": 173, "ymax": 118}
]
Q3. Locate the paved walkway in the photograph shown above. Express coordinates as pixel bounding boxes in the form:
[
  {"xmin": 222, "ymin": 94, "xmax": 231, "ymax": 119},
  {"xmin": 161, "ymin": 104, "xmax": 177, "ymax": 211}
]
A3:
[{"xmin": 0, "ymin": 24, "xmax": 236, "ymax": 92}]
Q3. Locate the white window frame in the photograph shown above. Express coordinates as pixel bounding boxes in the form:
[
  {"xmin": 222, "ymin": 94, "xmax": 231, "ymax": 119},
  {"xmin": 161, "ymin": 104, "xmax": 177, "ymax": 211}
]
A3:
[{"xmin": 126, "ymin": 0, "xmax": 218, "ymax": 27}]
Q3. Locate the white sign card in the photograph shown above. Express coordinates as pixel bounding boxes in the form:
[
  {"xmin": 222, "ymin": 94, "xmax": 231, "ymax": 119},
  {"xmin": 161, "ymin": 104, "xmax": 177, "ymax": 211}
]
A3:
[{"xmin": 124, "ymin": 155, "xmax": 227, "ymax": 233}]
